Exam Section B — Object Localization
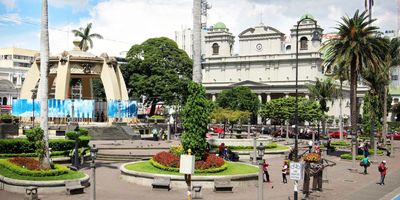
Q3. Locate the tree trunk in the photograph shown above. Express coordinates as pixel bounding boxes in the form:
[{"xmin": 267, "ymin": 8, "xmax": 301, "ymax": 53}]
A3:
[
  {"xmin": 350, "ymin": 64, "xmax": 358, "ymax": 168},
  {"xmin": 370, "ymin": 103, "xmax": 375, "ymax": 150},
  {"xmin": 39, "ymin": 0, "xmax": 51, "ymax": 170},
  {"xmin": 339, "ymin": 81, "xmax": 343, "ymax": 140},
  {"xmin": 383, "ymin": 85, "xmax": 388, "ymax": 145},
  {"xmin": 192, "ymin": 0, "xmax": 202, "ymax": 83}
]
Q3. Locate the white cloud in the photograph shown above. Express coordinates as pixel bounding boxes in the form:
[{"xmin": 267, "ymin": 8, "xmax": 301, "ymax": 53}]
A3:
[
  {"xmin": 9, "ymin": 0, "xmax": 397, "ymax": 56},
  {"xmin": 49, "ymin": 0, "xmax": 89, "ymax": 9},
  {"xmin": 0, "ymin": 0, "xmax": 15, "ymax": 10},
  {"xmin": 0, "ymin": 13, "xmax": 22, "ymax": 24}
]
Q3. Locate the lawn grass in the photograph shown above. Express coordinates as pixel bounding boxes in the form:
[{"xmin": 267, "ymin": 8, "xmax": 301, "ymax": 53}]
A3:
[
  {"xmin": 0, "ymin": 164, "xmax": 85, "ymax": 181},
  {"xmin": 125, "ymin": 161, "xmax": 258, "ymax": 176}
]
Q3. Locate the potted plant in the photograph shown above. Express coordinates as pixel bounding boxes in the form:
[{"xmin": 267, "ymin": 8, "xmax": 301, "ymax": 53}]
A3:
[{"xmin": 0, "ymin": 113, "xmax": 13, "ymax": 123}]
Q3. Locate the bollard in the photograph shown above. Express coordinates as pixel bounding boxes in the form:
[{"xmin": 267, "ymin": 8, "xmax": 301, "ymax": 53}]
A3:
[{"xmin": 25, "ymin": 186, "xmax": 38, "ymax": 200}]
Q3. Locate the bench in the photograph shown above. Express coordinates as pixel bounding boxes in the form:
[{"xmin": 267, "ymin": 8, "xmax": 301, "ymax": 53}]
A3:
[
  {"xmin": 151, "ymin": 176, "xmax": 171, "ymax": 191},
  {"xmin": 192, "ymin": 185, "xmax": 202, "ymax": 199},
  {"xmin": 214, "ymin": 178, "xmax": 233, "ymax": 192},
  {"xmin": 25, "ymin": 186, "xmax": 38, "ymax": 200},
  {"xmin": 65, "ymin": 180, "xmax": 85, "ymax": 195}
]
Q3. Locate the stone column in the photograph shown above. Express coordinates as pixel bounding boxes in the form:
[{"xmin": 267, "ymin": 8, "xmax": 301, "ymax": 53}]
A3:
[
  {"xmin": 285, "ymin": 93, "xmax": 289, "ymax": 98},
  {"xmin": 266, "ymin": 93, "xmax": 271, "ymax": 102},
  {"xmin": 212, "ymin": 94, "xmax": 216, "ymax": 102},
  {"xmin": 305, "ymin": 94, "xmax": 309, "ymax": 99}
]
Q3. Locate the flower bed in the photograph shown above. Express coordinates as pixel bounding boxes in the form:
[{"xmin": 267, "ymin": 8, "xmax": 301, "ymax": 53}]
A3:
[
  {"xmin": 0, "ymin": 158, "xmax": 69, "ymax": 177},
  {"xmin": 303, "ymin": 153, "xmax": 321, "ymax": 162},
  {"xmin": 151, "ymin": 151, "xmax": 227, "ymax": 173}
]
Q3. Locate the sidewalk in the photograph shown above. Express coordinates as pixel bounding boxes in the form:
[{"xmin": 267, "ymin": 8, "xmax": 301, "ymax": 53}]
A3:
[{"xmin": 0, "ymin": 141, "xmax": 399, "ymax": 200}]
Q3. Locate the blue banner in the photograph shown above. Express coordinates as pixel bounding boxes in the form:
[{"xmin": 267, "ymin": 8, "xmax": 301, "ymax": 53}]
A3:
[
  {"xmin": 107, "ymin": 100, "xmax": 137, "ymax": 118},
  {"xmin": 12, "ymin": 99, "xmax": 95, "ymax": 118}
]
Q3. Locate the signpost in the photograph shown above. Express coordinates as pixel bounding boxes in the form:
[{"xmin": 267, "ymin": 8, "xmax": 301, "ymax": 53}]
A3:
[
  {"xmin": 180, "ymin": 149, "xmax": 195, "ymax": 200},
  {"xmin": 290, "ymin": 162, "xmax": 302, "ymax": 181}
]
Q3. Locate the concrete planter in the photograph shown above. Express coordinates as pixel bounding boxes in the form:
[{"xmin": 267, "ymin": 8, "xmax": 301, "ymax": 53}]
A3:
[
  {"xmin": 0, "ymin": 173, "xmax": 89, "ymax": 194},
  {"xmin": 120, "ymin": 161, "xmax": 258, "ymax": 189}
]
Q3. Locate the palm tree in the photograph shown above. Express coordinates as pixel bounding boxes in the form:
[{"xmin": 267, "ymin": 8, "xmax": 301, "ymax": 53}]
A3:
[
  {"xmin": 72, "ymin": 23, "xmax": 103, "ymax": 52},
  {"xmin": 322, "ymin": 10, "xmax": 389, "ymax": 168},
  {"xmin": 39, "ymin": 0, "xmax": 51, "ymax": 169},
  {"xmin": 329, "ymin": 64, "xmax": 349, "ymax": 140},
  {"xmin": 307, "ymin": 78, "xmax": 338, "ymax": 138}
]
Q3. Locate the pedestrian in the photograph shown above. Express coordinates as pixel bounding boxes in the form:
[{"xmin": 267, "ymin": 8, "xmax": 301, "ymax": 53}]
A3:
[
  {"xmin": 308, "ymin": 140, "xmax": 313, "ymax": 153},
  {"xmin": 363, "ymin": 142, "xmax": 370, "ymax": 157},
  {"xmin": 218, "ymin": 143, "xmax": 225, "ymax": 157},
  {"xmin": 282, "ymin": 160, "xmax": 288, "ymax": 184},
  {"xmin": 263, "ymin": 160, "xmax": 270, "ymax": 182},
  {"xmin": 361, "ymin": 155, "xmax": 370, "ymax": 174},
  {"xmin": 378, "ymin": 160, "xmax": 387, "ymax": 185}
]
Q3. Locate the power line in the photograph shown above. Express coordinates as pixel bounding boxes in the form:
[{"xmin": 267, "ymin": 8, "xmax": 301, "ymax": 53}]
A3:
[{"xmin": 0, "ymin": 15, "xmax": 132, "ymax": 45}]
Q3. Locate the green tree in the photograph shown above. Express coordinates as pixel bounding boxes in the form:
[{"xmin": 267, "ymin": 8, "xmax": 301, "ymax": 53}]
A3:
[
  {"xmin": 72, "ymin": 23, "xmax": 103, "ymax": 52},
  {"xmin": 211, "ymin": 107, "xmax": 251, "ymax": 134},
  {"xmin": 181, "ymin": 81, "xmax": 213, "ymax": 160},
  {"xmin": 92, "ymin": 79, "xmax": 106, "ymax": 100},
  {"xmin": 122, "ymin": 37, "xmax": 192, "ymax": 105},
  {"xmin": 26, "ymin": 127, "xmax": 47, "ymax": 166},
  {"xmin": 322, "ymin": 10, "xmax": 388, "ymax": 140},
  {"xmin": 259, "ymin": 97, "xmax": 321, "ymax": 125},
  {"xmin": 307, "ymin": 78, "xmax": 338, "ymax": 136},
  {"xmin": 216, "ymin": 86, "xmax": 260, "ymax": 115},
  {"xmin": 39, "ymin": 0, "xmax": 51, "ymax": 170}
]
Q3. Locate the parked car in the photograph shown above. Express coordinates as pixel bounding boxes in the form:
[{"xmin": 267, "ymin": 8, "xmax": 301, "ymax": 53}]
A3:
[
  {"xmin": 386, "ymin": 132, "xmax": 400, "ymax": 140},
  {"xmin": 328, "ymin": 131, "xmax": 347, "ymax": 138}
]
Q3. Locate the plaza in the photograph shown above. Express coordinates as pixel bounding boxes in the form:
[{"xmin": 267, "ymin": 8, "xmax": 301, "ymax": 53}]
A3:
[{"xmin": 1, "ymin": 1, "xmax": 400, "ymax": 200}]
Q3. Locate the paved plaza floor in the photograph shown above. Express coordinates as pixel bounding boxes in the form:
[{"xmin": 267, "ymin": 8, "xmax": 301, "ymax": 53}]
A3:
[{"xmin": 1, "ymin": 140, "xmax": 400, "ymax": 200}]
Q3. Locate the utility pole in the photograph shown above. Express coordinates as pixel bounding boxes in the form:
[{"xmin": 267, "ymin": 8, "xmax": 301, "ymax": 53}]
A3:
[{"xmin": 192, "ymin": 0, "xmax": 202, "ymax": 83}]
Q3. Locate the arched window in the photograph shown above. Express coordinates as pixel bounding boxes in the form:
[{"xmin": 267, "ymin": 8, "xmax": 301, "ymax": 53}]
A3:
[
  {"xmin": 300, "ymin": 37, "xmax": 308, "ymax": 50},
  {"xmin": 212, "ymin": 43, "xmax": 220, "ymax": 55},
  {"xmin": 286, "ymin": 45, "xmax": 291, "ymax": 52},
  {"xmin": 2, "ymin": 97, "xmax": 7, "ymax": 105}
]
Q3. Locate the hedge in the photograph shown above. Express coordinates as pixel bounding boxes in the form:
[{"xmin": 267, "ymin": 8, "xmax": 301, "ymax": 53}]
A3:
[
  {"xmin": 0, "ymin": 150, "xmax": 70, "ymax": 158},
  {"xmin": 0, "ymin": 137, "xmax": 90, "ymax": 154},
  {"xmin": 340, "ymin": 153, "xmax": 364, "ymax": 160},
  {"xmin": 0, "ymin": 159, "xmax": 69, "ymax": 177},
  {"xmin": 149, "ymin": 159, "xmax": 228, "ymax": 173}
]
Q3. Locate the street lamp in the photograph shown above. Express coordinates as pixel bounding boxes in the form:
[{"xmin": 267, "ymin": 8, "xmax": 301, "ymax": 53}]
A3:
[
  {"xmin": 72, "ymin": 125, "xmax": 80, "ymax": 170},
  {"xmin": 30, "ymin": 89, "xmax": 36, "ymax": 127},
  {"xmin": 256, "ymin": 143, "xmax": 265, "ymax": 200},
  {"xmin": 90, "ymin": 144, "xmax": 98, "ymax": 200},
  {"xmin": 294, "ymin": 15, "xmax": 321, "ymax": 200}
]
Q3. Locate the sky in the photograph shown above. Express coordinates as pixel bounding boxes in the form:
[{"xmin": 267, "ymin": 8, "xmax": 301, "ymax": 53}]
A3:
[{"xmin": 0, "ymin": 0, "xmax": 398, "ymax": 56}]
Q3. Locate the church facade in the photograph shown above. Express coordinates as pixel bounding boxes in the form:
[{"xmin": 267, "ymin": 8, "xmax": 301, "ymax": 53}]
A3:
[{"xmin": 201, "ymin": 15, "xmax": 368, "ymax": 124}]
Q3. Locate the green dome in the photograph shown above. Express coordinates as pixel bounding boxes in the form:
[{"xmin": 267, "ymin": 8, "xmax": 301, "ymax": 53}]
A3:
[
  {"xmin": 300, "ymin": 13, "xmax": 314, "ymax": 21},
  {"xmin": 214, "ymin": 22, "xmax": 226, "ymax": 29}
]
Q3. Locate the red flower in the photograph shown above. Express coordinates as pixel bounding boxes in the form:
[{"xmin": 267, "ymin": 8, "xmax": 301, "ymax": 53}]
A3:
[
  {"xmin": 9, "ymin": 157, "xmax": 41, "ymax": 170},
  {"xmin": 153, "ymin": 152, "xmax": 225, "ymax": 170}
]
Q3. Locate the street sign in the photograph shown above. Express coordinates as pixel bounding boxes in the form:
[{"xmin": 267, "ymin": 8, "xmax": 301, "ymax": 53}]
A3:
[{"xmin": 290, "ymin": 162, "xmax": 302, "ymax": 180}]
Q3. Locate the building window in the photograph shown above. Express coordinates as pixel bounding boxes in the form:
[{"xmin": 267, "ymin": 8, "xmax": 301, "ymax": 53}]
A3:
[
  {"xmin": 212, "ymin": 43, "xmax": 220, "ymax": 55},
  {"xmin": 300, "ymin": 37, "xmax": 308, "ymax": 50},
  {"xmin": 12, "ymin": 77, "xmax": 17, "ymax": 85},
  {"xmin": 392, "ymin": 75, "xmax": 398, "ymax": 80},
  {"xmin": 286, "ymin": 45, "xmax": 291, "ymax": 52},
  {"xmin": 2, "ymin": 97, "xmax": 7, "ymax": 105}
]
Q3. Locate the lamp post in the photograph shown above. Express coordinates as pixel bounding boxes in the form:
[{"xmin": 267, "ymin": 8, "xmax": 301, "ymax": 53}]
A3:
[
  {"xmin": 31, "ymin": 89, "xmax": 36, "ymax": 127},
  {"xmin": 90, "ymin": 144, "xmax": 98, "ymax": 200},
  {"xmin": 256, "ymin": 143, "xmax": 265, "ymax": 200},
  {"xmin": 294, "ymin": 16, "xmax": 321, "ymax": 200}
]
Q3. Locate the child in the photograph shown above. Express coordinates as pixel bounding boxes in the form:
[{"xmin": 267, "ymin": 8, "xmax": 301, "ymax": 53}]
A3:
[{"xmin": 282, "ymin": 160, "xmax": 288, "ymax": 184}]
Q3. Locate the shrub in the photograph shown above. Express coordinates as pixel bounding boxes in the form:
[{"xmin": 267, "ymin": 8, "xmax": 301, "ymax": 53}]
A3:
[
  {"xmin": 0, "ymin": 137, "xmax": 90, "ymax": 154},
  {"xmin": 340, "ymin": 153, "xmax": 364, "ymax": 160},
  {"xmin": 210, "ymin": 143, "xmax": 279, "ymax": 150},
  {"xmin": 0, "ymin": 113, "xmax": 14, "ymax": 120},
  {"xmin": 149, "ymin": 159, "xmax": 228, "ymax": 173},
  {"xmin": 331, "ymin": 141, "xmax": 350, "ymax": 146},
  {"xmin": 0, "ymin": 159, "xmax": 68, "ymax": 177},
  {"xmin": 9, "ymin": 157, "xmax": 41, "ymax": 170},
  {"xmin": 169, "ymin": 145, "xmax": 185, "ymax": 156},
  {"xmin": 152, "ymin": 151, "xmax": 225, "ymax": 170},
  {"xmin": 66, "ymin": 128, "xmax": 89, "ymax": 140},
  {"xmin": 0, "ymin": 150, "xmax": 70, "ymax": 158},
  {"xmin": 25, "ymin": 127, "xmax": 45, "ymax": 159},
  {"xmin": 153, "ymin": 151, "xmax": 180, "ymax": 168}
]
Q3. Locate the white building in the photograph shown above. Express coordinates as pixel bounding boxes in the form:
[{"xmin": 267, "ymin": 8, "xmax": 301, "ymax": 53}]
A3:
[
  {"xmin": 201, "ymin": 15, "xmax": 368, "ymax": 124},
  {"xmin": 0, "ymin": 47, "xmax": 38, "ymax": 113},
  {"xmin": 174, "ymin": 27, "xmax": 207, "ymax": 59}
]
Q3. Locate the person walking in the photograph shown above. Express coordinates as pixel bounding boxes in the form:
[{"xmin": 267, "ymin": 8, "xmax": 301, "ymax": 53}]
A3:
[
  {"xmin": 361, "ymin": 155, "xmax": 370, "ymax": 174},
  {"xmin": 378, "ymin": 160, "xmax": 388, "ymax": 185},
  {"xmin": 282, "ymin": 160, "xmax": 288, "ymax": 184},
  {"xmin": 308, "ymin": 140, "xmax": 313, "ymax": 153},
  {"xmin": 262, "ymin": 160, "xmax": 270, "ymax": 182}
]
